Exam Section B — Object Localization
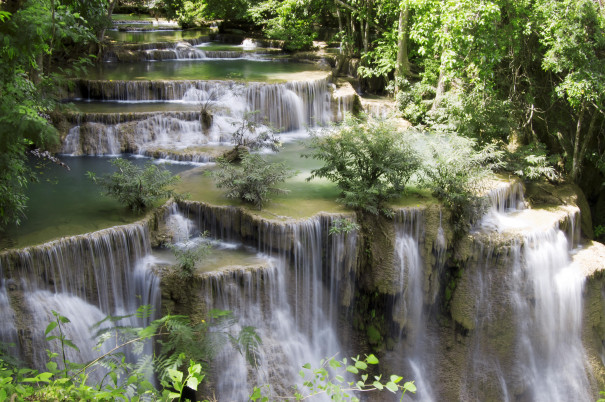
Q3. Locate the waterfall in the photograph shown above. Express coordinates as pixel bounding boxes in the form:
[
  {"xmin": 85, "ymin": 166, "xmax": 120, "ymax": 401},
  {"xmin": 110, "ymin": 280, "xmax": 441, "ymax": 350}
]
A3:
[
  {"xmin": 512, "ymin": 226, "xmax": 590, "ymax": 401},
  {"xmin": 64, "ymin": 77, "xmax": 335, "ymax": 155},
  {"xmin": 241, "ymin": 39, "xmax": 257, "ymax": 50},
  {"xmin": 0, "ymin": 222, "xmax": 161, "ymax": 372},
  {"xmin": 457, "ymin": 182, "xmax": 592, "ymax": 400},
  {"xmin": 174, "ymin": 203, "xmax": 357, "ymax": 399},
  {"xmin": 392, "ymin": 209, "xmax": 435, "ymax": 402}
]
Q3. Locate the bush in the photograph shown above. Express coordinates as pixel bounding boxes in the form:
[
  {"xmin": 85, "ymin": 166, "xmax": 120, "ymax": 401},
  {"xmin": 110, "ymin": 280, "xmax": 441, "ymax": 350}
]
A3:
[
  {"xmin": 87, "ymin": 158, "xmax": 179, "ymax": 213},
  {"xmin": 305, "ymin": 115, "xmax": 421, "ymax": 215},
  {"xmin": 504, "ymin": 143, "xmax": 559, "ymax": 182},
  {"xmin": 167, "ymin": 234, "xmax": 212, "ymax": 279},
  {"xmin": 212, "ymin": 153, "xmax": 295, "ymax": 210},
  {"xmin": 419, "ymin": 132, "xmax": 503, "ymax": 235}
]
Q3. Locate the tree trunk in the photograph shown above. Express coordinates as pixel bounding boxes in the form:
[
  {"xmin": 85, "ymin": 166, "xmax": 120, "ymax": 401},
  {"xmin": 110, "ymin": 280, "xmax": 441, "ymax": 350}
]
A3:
[
  {"xmin": 431, "ymin": 63, "xmax": 446, "ymax": 111},
  {"xmin": 395, "ymin": 3, "xmax": 411, "ymax": 86},
  {"xmin": 362, "ymin": 0, "xmax": 372, "ymax": 54},
  {"xmin": 431, "ymin": 22, "xmax": 449, "ymax": 111},
  {"xmin": 570, "ymin": 105, "xmax": 586, "ymax": 182},
  {"xmin": 575, "ymin": 109, "xmax": 599, "ymax": 181},
  {"xmin": 97, "ymin": 0, "xmax": 119, "ymax": 42}
]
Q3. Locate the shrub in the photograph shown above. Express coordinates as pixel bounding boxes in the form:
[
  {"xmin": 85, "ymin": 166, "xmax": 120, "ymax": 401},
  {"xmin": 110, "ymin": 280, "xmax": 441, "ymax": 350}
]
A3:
[
  {"xmin": 305, "ymin": 115, "xmax": 421, "ymax": 215},
  {"xmin": 167, "ymin": 234, "xmax": 212, "ymax": 279},
  {"xmin": 212, "ymin": 153, "xmax": 295, "ymax": 210},
  {"xmin": 87, "ymin": 158, "xmax": 179, "ymax": 213},
  {"xmin": 504, "ymin": 143, "xmax": 559, "ymax": 182},
  {"xmin": 419, "ymin": 132, "xmax": 503, "ymax": 235}
]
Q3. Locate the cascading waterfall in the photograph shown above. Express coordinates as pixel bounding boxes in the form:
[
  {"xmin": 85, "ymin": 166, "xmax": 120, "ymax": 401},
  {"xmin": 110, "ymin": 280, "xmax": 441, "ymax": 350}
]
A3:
[
  {"xmin": 459, "ymin": 181, "xmax": 592, "ymax": 401},
  {"xmin": 64, "ymin": 77, "xmax": 336, "ymax": 155},
  {"xmin": 174, "ymin": 203, "xmax": 357, "ymax": 399},
  {"xmin": 0, "ymin": 222, "xmax": 161, "ymax": 373},
  {"xmin": 512, "ymin": 223, "xmax": 590, "ymax": 401}
]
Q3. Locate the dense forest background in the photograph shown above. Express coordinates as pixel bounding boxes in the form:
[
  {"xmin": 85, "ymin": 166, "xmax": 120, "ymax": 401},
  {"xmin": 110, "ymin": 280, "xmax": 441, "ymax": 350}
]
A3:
[{"xmin": 1, "ymin": 0, "xmax": 604, "ymax": 237}]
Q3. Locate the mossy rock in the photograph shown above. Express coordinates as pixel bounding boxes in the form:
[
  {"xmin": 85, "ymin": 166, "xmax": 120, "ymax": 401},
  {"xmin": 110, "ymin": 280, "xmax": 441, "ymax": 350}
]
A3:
[{"xmin": 366, "ymin": 325, "xmax": 381, "ymax": 345}]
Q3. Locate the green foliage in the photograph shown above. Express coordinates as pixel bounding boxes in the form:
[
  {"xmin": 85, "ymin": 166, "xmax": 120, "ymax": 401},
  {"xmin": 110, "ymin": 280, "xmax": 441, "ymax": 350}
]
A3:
[
  {"xmin": 419, "ymin": 132, "xmax": 503, "ymax": 235},
  {"xmin": 505, "ymin": 143, "xmax": 559, "ymax": 182},
  {"xmin": 87, "ymin": 158, "xmax": 180, "ymax": 213},
  {"xmin": 305, "ymin": 115, "xmax": 421, "ymax": 216},
  {"xmin": 248, "ymin": 0, "xmax": 317, "ymax": 51},
  {"xmin": 0, "ymin": 305, "xmax": 261, "ymax": 401},
  {"xmin": 329, "ymin": 218, "xmax": 360, "ymax": 236},
  {"xmin": 249, "ymin": 354, "xmax": 416, "ymax": 401},
  {"xmin": 212, "ymin": 153, "xmax": 295, "ymax": 210},
  {"xmin": 594, "ymin": 225, "xmax": 605, "ymax": 239},
  {"xmin": 0, "ymin": 0, "xmax": 96, "ymax": 230},
  {"xmin": 167, "ymin": 233, "xmax": 212, "ymax": 279}
]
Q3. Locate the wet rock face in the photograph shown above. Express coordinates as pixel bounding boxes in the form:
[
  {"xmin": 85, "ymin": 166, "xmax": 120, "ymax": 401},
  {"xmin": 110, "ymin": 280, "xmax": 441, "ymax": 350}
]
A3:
[{"xmin": 525, "ymin": 181, "xmax": 594, "ymax": 238}]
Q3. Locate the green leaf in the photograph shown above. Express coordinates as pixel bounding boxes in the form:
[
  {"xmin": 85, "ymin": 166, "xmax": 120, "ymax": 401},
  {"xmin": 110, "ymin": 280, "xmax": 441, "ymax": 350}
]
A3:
[
  {"xmin": 44, "ymin": 321, "xmax": 58, "ymax": 335},
  {"xmin": 346, "ymin": 365, "xmax": 359, "ymax": 374},
  {"xmin": 63, "ymin": 339, "xmax": 80, "ymax": 351},
  {"xmin": 366, "ymin": 354, "xmax": 379, "ymax": 364},
  {"xmin": 385, "ymin": 381, "xmax": 398, "ymax": 393},
  {"xmin": 404, "ymin": 381, "xmax": 417, "ymax": 393},
  {"xmin": 390, "ymin": 374, "xmax": 403, "ymax": 384},
  {"xmin": 335, "ymin": 375, "xmax": 344, "ymax": 383},
  {"xmin": 302, "ymin": 363, "xmax": 311, "ymax": 369},
  {"xmin": 329, "ymin": 359, "xmax": 342, "ymax": 369},
  {"xmin": 354, "ymin": 360, "xmax": 367, "ymax": 370},
  {"xmin": 186, "ymin": 376, "xmax": 200, "ymax": 390},
  {"xmin": 372, "ymin": 381, "xmax": 384, "ymax": 390},
  {"xmin": 167, "ymin": 368, "xmax": 183, "ymax": 384}
]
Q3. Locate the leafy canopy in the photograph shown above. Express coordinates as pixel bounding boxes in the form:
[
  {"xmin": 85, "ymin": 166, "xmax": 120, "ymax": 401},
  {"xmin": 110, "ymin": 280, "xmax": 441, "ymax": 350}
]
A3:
[
  {"xmin": 305, "ymin": 115, "xmax": 421, "ymax": 215},
  {"xmin": 87, "ymin": 158, "xmax": 180, "ymax": 213}
]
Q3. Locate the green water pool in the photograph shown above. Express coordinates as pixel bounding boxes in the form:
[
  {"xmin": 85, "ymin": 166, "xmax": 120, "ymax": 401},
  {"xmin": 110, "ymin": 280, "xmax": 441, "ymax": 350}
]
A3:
[
  {"xmin": 82, "ymin": 59, "xmax": 327, "ymax": 82},
  {"xmin": 0, "ymin": 156, "xmax": 193, "ymax": 250},
  {"xmin": 106, "ymin": 29, "xmax": 208, "ymax": 44}
]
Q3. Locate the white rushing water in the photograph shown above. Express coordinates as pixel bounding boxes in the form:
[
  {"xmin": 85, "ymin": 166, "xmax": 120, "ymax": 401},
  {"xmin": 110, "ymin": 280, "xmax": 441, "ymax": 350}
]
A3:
[
  {"xmin": 0, "ymin": 223, "xmax": 162, "ymax": 374},
  {"xmin": 513, "ymin": 227, "xmax": 590, "ymax": 401},
  {"xmin": 63, "ymin": 78, "xmax": 342, "ymax": 156},
  {"xmin": 470, "ymin": 181, "xmax": 592, "ymax": 401},
  {"xmin": 171, "ymin": 204, "xmax": 357, "ymax": 400},
  {"xmin": 393, "ymin": 209, "xmax": 435, "ymax": 402}
]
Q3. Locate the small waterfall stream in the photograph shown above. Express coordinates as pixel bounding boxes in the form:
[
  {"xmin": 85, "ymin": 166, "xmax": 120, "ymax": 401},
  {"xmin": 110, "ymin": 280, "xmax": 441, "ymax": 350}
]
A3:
[{"xmin": 392, "ymin": 209, "xmax": 436, "ymax": 402}]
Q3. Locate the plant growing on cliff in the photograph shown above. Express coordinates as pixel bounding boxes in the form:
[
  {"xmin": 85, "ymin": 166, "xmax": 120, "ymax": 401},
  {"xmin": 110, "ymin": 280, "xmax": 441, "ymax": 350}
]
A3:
[
  {"xmin": 212, "ymin": 153, "xmax": 295, "ymax": 210},
  {"xmin": 420, "ymin": 133, "xmax": 503, "ymax": 235},
  {"xmin": 87, "ymin": 158, "xmax": 180, "ymax": 213},
  {"xmin": 167, "ymin": 233, "xmax": 212, "ymax": 279},
  {"xmin": 329, "ymin": 218, "xmax": 360, "ymax": 236},
  {"xmin": 305, "ymin": 115, "xmax": 421, "ymax": 216},
  {"xmin": 224, "ymin": 112, "xmax": 281, "ymax": 163}
]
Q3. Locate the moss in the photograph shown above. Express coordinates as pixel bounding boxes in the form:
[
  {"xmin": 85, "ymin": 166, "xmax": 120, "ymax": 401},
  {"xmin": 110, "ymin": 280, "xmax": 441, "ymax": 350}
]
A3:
[{"xmin": 367, "ymin": 325, "xmax": 381, "ymax": 345}]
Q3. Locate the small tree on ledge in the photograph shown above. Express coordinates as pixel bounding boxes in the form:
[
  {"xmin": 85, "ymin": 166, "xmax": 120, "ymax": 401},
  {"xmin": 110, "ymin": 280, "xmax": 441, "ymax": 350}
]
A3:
[
  {"xmin": 212, "ymin": 153, "xmax": 295, "ymax": 210},
  {"xmin": 304, "ymin": 114, "xmax": 421, "ymax": 215},
  {"xmin": 87, "ymin": 158, "xmax": 179, "ymax": 213}
]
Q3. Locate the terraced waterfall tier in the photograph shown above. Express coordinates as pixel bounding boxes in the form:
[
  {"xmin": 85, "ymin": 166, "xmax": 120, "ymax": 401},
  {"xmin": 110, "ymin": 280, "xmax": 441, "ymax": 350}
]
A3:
[
  {"xmin": 0, "ymin": 219, "xmax": 161, "ymax": 373},
  {"xmin": 163, "ymin": 202, "xmax": 358, "ymax": 400},
  {"xmin": 61, "ymin": 77, "xmax": 356, "ymax": 156}
]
